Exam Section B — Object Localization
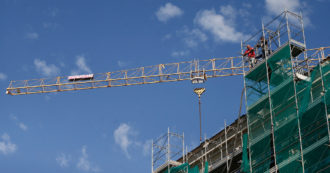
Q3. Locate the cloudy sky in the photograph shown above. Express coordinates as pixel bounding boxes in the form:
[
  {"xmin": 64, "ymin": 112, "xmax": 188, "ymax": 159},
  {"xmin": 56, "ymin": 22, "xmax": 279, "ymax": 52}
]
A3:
[{"xmin": 0, "ymin": 0, "xmax": 329, "ymax": 172}]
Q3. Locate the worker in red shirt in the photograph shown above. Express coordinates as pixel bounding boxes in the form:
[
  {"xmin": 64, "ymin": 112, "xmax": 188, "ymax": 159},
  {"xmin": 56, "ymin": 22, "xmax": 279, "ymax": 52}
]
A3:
[{"xmin": 243, "ymin": 45, "xmax": 256, "ymax": 68}]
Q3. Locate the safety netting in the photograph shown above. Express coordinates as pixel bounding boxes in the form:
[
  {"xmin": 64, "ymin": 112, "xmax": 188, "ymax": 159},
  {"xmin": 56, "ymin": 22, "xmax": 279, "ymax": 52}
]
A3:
[
  {"xmin": 269, "ymin": 43, "xmax": 302, "ymax": 173},
  {"xmin": 161, "ymin": 162, "xmax": 208, "ymax": 173},
  {"xmin": 297, "ymin": 61, "xmax": 330, "ymax": 173},
  {"xmin": 244, "ymin": 42, "xmax": 330, "ymax": 173},
  {"xmin": 241, "ymin": 133, "xmax": 250, "ymax": 173}
]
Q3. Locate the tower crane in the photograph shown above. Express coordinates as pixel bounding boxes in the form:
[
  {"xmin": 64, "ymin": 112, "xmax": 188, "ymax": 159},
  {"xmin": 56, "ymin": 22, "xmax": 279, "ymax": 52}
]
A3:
[
  {"xmin": 5, "ymin": 46, "xmax": 329, "ymax": 173},
  {"xmin": 6, "ymin": 57, "xmax": 246, "ymax": 95},
  {"xmin": 5, "ymin": 46, "xmax": 328, "ymax": 96},
  {"xmin": 5, "ymin": 8, "xmax": 330, "ymax": 173}
]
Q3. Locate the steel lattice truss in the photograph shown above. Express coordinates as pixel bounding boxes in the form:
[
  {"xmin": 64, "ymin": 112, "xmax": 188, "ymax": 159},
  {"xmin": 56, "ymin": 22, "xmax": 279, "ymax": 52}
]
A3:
[
  {"xmin": 6, "ymin": 57, "xmax": 245, "ymax": 95},
  {"xmin": 6, "ymin": 47, "xmax": 329, "ymax": 96}
]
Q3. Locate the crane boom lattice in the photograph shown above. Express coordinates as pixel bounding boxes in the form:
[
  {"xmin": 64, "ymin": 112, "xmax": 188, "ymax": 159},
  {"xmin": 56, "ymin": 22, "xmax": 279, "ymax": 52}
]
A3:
[{"xmin": 6, "ymin": 57, "xmax": 245, "ymax": 95}]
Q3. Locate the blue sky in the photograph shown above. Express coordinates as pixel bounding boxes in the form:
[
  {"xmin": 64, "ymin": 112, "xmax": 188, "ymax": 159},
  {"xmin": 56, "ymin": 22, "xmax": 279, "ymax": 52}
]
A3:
[{"xmin": 0, "ymin": 0, "xmax": 329, "ymax": 172}]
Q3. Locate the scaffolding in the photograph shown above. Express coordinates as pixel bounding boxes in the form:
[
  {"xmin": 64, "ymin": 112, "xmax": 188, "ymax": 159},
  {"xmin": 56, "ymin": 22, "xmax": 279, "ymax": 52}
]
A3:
[
  {"xmin": 185, "ymin": 117, "xmax": 248, "ymax": 173},
  {"xmin": 242, "ymin": 10, "xmax": 330, "ymax": 173},
  {"xmin": 152, "ymin": 116, "xmax": 248, "ymax": 173},
  {"xmin": 152, "ymin": 128, "xmax": 185, "ymax": 173},
  {"xmin": 149, "ymin": 10, "xmax": 330, "ymax": 173}
]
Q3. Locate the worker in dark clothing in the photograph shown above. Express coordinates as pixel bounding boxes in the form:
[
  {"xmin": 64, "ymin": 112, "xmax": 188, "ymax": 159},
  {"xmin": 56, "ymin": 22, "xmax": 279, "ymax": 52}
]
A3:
[
  {"xmin": 243, "ymin": 45, "xmax": 256, "ymax": 68},
  {"xmin": 256, "ymin": 36, "xmax": 269, "ymax": 60}
]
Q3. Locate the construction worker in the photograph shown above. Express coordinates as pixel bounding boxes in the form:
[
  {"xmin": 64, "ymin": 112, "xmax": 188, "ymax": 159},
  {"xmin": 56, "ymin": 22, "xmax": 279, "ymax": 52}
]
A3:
[
  {"xmin": 243, "ymin": 45, "xmax": 256, "ymax": 68},
  {"xmin": 256, "ymin": 36, "xmax": 269, "ymax": 60}
]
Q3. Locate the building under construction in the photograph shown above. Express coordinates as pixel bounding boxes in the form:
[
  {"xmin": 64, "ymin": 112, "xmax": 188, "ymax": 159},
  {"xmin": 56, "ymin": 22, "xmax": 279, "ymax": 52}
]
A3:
[
  {"xmin": 5, "ymin": 10, "xmax": 329, "ymax": 173},
  {"xmin": 151, "ymin": 11, "xmax": 330, "ymax": 173}
]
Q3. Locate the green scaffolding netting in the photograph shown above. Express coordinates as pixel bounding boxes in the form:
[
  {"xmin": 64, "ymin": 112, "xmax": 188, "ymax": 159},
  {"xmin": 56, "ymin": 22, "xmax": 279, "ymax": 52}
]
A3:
[
  {"xmin": 241, "ymin": 133, "xmax": 250, "ymax": 173},
  {"xmin": 268, "ymin": 44, "xmax": 303, "ymax": 173},
  {"xmin": 298, "ymin": 62, "xmax": 330, "ymax": 173},
  {"xmin": 245, "ymin": 42, "xmax": 330, "ymax": 173},
  {"xmin": 162, "ymin": 162, "xmax": 209, "ymax": 173}
]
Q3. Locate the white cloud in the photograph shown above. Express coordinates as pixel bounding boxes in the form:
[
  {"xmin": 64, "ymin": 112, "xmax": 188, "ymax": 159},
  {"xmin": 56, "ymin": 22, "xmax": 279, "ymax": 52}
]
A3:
[
  {"xmin": 59, "ymin": 62, "xmax": 65, "ymax": 68},
  {"xmin": 114, "ymin": 123, "xmax": 138, "ymax": 159},
  {"xmin": 185, "ymin": 39, "xmax": 198, "ymax": 47},
  {"xmin": 188, "ymin": 29, "xmax": 207, "ymax": 46},
  {"xmin": 0, "ymin": 133, "xmax": 17, "ymax": 155},
  {"xmin": 265, "ymin": 0, "xmax": 300, "ymax": 15},
  {"xmin": 162, "ymin": 34, "xmax": 172, "ymax": 40},
  {"xmin": 195, "ymin": 9, "xmax": 247, "ymax": 43},
  {"xmin": 242, "ymin": 2, "xmax": 252, "ymax": 9},
  {"xmin": 171, "ymin": 50, "xmax": 189, "ymax": 57},
  {"xmin": 113, "ymin": 123, "xmax": 152, "ymax": 158},
  {"xmin": 71, "ymin": 55, "xmax": 92, "ymax": 75},
  {"xmin": 142, "ymin": 140, "xmax": 152, "ymax": 156},
  {"xmin": 44, "ymin": 95, "xmax": 52, "ymax": 101},
  {"xmin": 219, "ymin": 5, "xmax": 250, "ymax": 26},
  {"xmin": 48, "ymin": 8, "xmax": 59, "ymax": 17},
  {"xmin": 9, "ymin": 115, "xmax": 18, "ymax": 121},
  {"xmin": 18, "ymin": 123, "xmax": 28, "ymax": 131},
  {"xmin": 178, "ymin": 27, "xmax": 208, "ymax": 48},
  {"xmin": 76, "ymin": 56, "xmax": 91, "ymax": 73},
  {"xmin": 19, "ymin": 124, "xmax": 28, "ymax": 131},
  {"xmin": 117, "ymin": 60, "xmax": 128, "ymax": 68},
  {"xmin": 0, "ymin": 73, "xmax": 7, "ymax": 81},
  {"xmin": 34, "ymin": 59, "xmax": 60, "ymax": 77},
  {"xmin": 265, "ymin": 0, "xmax": 310, "ymax": 26},
  {"xmin": 43, "ymin": 22, "xmax": 59, "ymax": 29},
  {"xmin": 220, "ymin": 5, "xmax": 235, "ymax": 17},
  {"xmin": 26, "ymin": 32, "xmax": 39, "ymax": 40},
  {"xmin": 156, "ymin": 3, "xmax": 183, "ymax": 22},
  {"xmin": 10, "ymin": 115, "xmax": 28, "ymax": 131},
  {"xmin": 56, "ymin": 153, "xmax": 71, "ymax": 168},
  {"xmin": 77, "ymin": 146, "xmax": 100, "ymax": 172}
]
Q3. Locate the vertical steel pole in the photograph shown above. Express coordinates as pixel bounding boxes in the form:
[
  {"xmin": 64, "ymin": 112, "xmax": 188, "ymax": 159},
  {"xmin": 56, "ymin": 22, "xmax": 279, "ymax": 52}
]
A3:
[
  {"xmin": 186, "ymin": 146, "xmax": 188, "ymax": 163},
  {"xmin": 168, "ymin": 127, "xmax": 170, "ymax": 173},
  {"xmin": 262, "ymin": 21, "xmax": 278, "ymax": 172},
  {"xmin": 317, "ymin": 50, "xmax": 330, "ymax": 143},
  {"xmin": 300, "ymin": 11, "xmax": 314, "ymax": 103},
  {"xmin": 286, "ymin": 11, "xmax": 305, "ymax": 173},
  {"xmin": 278, "ymin": 30, "xmax": 281, "ymax": 47},
  {"xmin": 151, "ymin": 140, "xmax": 154, "ymax": 173},
  {"xmin": 182, "ymin": 132, "xmax": 185, "ymax": 163},
  {"xmin": 300, "ymin": 11, "xmax": 307, "ymax": 49},
  {"xmin": 204, "ymin": 135, "xmax": 208, "ymax": 168},
  {"xmin": 241, "ymin": 39, "xmax": 253, "ymax": 173},
  {"xmin": 199, "ymin": 95, "xmax": 202, "ymax": 143},
  {"xmin": 225, "ymin": 120, "xmax": 229, "ymax": 173}
]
